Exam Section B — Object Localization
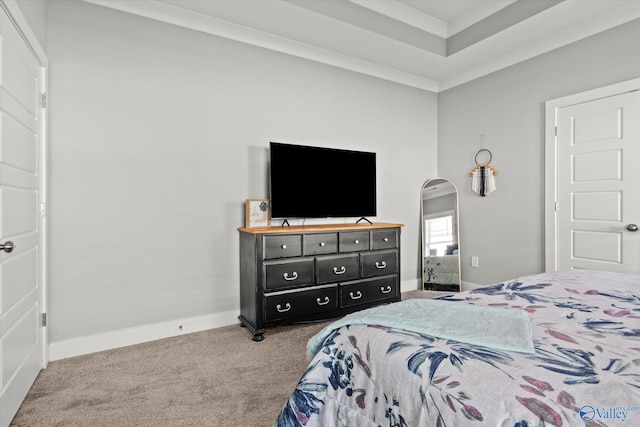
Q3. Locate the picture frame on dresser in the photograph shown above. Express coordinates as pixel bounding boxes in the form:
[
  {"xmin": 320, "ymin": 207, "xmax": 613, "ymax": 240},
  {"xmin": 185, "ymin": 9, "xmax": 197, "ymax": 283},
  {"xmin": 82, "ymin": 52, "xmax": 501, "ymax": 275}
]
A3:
[{"xmin": 245, "ymin": 199, "xmax": 270, "ymax": 228}]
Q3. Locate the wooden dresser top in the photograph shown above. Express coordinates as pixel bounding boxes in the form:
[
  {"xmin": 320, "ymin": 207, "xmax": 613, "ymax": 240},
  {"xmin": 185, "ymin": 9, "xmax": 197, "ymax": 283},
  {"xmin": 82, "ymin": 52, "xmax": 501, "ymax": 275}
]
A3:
[{"xmin": 238, "ymin": 222, "xmax": 404, "ymax": 234}]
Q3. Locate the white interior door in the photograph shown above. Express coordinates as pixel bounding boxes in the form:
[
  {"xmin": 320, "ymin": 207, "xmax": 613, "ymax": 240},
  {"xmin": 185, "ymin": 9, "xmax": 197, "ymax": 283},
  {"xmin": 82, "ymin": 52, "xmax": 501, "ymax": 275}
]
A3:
[
  {"xmin": 546, "ymin": 82, "xmax": 640, "ymax": 273},
  {"xmin": 0, "ymin": 6, "xmax": 46, "ymax": 427}
]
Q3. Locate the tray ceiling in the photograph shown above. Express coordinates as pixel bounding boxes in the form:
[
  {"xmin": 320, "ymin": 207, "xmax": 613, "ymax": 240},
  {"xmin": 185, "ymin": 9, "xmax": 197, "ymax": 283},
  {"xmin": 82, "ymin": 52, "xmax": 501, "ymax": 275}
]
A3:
[{"xmin": 83, "ymin": 0, "xmax": 640, "ymax": 92}]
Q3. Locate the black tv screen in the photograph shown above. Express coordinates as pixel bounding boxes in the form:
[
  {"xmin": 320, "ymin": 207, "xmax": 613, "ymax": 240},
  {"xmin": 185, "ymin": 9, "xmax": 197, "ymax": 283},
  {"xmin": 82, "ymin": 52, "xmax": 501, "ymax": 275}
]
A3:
[{"xmin": 269, "ymin": 142, "xmax": 377, "ymax": 219}]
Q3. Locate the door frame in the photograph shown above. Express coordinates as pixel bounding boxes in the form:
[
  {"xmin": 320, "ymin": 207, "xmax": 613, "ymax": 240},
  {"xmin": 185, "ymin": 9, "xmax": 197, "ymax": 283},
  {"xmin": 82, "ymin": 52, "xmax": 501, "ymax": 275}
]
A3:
[
  {"xmin": 544, "ymin": 78, "xmax": 640, "ymax": 272},
  {"xmin": 0, "ymin": 0, "xmax": 48, "ymax": 364}
]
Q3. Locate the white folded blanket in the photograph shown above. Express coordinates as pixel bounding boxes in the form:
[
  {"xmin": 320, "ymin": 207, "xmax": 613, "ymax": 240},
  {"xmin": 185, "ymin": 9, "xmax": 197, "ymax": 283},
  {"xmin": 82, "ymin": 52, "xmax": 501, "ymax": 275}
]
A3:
[{"xmin": 307, "ymin": 299, "xmax": 534, "ymax": 359}]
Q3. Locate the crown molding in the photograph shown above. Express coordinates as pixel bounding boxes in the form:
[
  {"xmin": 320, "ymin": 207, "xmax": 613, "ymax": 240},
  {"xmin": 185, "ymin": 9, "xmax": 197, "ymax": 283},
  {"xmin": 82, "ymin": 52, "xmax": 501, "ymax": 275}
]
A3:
[
  {"xmin": 447, "ymin": 0, "xmax": 518, "ymax": 37},
  {"xmin": 349, "ymin": 0, "xmax": 448, "ymax": 38},
  {"xmin": 438, "ymin": 1, "xmax": 640, "ymax": 92},
  {"xmin": 83, "ymin": 0, "xmax": 439, "ymax": 91},
  {"xmin": 82, "ymin": 0, "xmax": 640, "ymax": 93}
]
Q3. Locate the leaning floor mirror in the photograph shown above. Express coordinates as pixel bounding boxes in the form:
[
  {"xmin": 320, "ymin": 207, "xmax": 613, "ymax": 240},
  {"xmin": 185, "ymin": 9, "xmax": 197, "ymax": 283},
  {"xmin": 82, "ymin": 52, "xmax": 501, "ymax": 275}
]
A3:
[{"xmin": 421, "ymin": 178, "xmax": 461, "ymax": 292}]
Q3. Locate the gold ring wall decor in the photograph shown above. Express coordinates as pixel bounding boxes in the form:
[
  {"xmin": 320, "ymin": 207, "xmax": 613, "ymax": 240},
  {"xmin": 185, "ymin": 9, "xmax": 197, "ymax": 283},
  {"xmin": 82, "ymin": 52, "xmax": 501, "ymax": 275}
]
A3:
[{"xmin": 469, "ymin": 149, "xmax": 497, "ymax": 197}]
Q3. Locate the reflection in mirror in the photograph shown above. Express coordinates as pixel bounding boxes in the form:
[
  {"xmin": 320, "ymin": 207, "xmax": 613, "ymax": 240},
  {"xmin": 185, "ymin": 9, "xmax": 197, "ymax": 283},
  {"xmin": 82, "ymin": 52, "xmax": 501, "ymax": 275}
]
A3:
[{"xmin": 421, "ymin": 178, "xmax": 461, "ymax": 292}]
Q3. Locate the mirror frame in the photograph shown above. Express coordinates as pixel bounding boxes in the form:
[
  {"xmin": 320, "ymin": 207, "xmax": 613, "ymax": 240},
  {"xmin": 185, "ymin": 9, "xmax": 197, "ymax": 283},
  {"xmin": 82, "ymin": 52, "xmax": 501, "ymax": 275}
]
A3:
[{"xmin": 420, "ymin": 177, "xmax": 461, "ymax": 292}]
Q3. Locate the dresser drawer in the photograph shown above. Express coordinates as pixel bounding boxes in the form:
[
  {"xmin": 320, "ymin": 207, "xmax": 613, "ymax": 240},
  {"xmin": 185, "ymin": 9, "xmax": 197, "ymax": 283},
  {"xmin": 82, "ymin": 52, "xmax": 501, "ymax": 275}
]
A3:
[
  {"xmin": 340, "ymin": 276, "xmax": 398, "ymax": 308},
  {"xmin": 304, "ymin": 233, "xmax": 338, "ymax": 256},
  {"xmin": 340, "ymin": 231, "xmax": 370, "ymax": 253},
  {"xmin": 316, "ymin": 254, "xmax": 359, "ymax": 284},
  {"xmin": 371, "ymin": 229, "xmax": 398, "ymax": 250},
  {"xmin": 264, "ymin": 259, "xmax": 314, "ymax": 290},
  {"xmin": 264, "ymin": 234, "xmax": 302, "ymax": 259},
  {"xmin": 264, "ymin": 286, "xmax": 338, "ymax": 322},
  {"xmin": 361, "ymin": 250, "xmax": 398, "ymax": 278}
]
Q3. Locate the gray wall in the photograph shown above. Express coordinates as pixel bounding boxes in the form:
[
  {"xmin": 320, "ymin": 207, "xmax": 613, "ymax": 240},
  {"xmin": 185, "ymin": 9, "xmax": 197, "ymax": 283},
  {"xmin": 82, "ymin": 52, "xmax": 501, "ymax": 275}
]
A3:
[
  {"xmin": 46, "ymin": 1, "xmax": 437, "ymax": 343},
  {"xmin": 29, "ymin": 0, "xmax": 640, "ymax": 349},
  {"xmin": 438, "ymin": 19, "xmax": 640, "ymax": 286}
]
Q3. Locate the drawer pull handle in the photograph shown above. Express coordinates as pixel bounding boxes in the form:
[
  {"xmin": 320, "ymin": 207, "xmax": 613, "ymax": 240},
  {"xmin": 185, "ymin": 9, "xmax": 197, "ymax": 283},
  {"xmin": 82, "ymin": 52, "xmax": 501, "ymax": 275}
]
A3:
[
  {"xmin": 349, "ymin": 290, "xmax": 363, "ymax": 300},
  {"xmin": 283, "ymin": 272, "xmax": 298, "ymax": 281},
  {"xmin": 319, "ymin": 242, "xmax": 325, "ymax": 247},
  {"xmin": 380, "ymin": 285, "xmax": 392, "ymax": 294},
  {"xmin": 383, "ymin": 237, "xmax": 389, "ymax": 242},
  {"xmin": 333, "ymin": 266, "xmax": 346, "ymax": 275},
  {"xmin": 316, "ymin": 296, "xmax": 330, "ymax": 306},
  {"xmin": 280, "ymin": 244, "xmax": 287, "ymax": 249},
  {"xmin": 375, "ymin": 261, "xmax": 387, "ymax": 269},
  {"xmin": 354, "ymin": 239, "xmax": 359, "ymax": 244},
  {"xmin": 276, "ymin": 303, "xmax": 291, "ymax": 312}
]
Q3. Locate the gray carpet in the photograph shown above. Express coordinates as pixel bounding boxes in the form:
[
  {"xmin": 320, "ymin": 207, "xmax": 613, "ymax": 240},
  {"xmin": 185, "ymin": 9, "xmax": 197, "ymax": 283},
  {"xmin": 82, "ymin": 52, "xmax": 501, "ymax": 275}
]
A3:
[{"xmin": 10, "ymin": 291, "xmax": 446, "ymax": 427}]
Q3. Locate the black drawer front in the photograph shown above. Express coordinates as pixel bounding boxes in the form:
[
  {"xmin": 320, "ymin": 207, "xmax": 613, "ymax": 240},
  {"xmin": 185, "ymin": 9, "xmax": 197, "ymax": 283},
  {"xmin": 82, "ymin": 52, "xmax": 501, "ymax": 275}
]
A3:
[
  {"xmin": 304, "ymin": 233, "xmax": 338, "ymax": 256},
  {"xmin": 340, "ymin": 231, "xmax": 370, "ymax": 253},
  {"xmin": 361, "ymin": 250, "xmax": 398, "ymax": 278},
  {"xmin": 264, "ymin": 286, "xmax": 338, "ymax": 322},
  {"xmin": 264, "ymin": 235, "xmax": 302, "ymax": 259},
  {"xmin": 340, "ymin": 276, "xmax": 398, "ymax": 308},
  {"xmin": 371, "ymin": 229, "xmax": 398, "ymax": 250},
  {"xmin": 316, "ymin": 254, "xmax": 359, "ymax": 284},
  {"xmin": 264, "ymin": 259, "xmax": 314, "ymax": 290}
]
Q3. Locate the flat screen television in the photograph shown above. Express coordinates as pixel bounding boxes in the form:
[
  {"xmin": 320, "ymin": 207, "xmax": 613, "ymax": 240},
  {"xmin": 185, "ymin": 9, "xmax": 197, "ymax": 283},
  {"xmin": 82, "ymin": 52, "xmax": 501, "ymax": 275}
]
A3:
[{"xmin": 269, "ymin": 142, "xmax": 377, "ymax": 219}]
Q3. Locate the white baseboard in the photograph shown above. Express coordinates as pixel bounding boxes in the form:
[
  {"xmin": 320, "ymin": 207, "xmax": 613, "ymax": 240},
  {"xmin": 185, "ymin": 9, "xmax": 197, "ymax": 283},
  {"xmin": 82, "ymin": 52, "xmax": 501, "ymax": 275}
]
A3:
[
  {"xmin": 401, "ymin": 278, "xmax": 423, "ymax": 293},
  {"xmin": 48, "ymin": 309, "xmax": 240, "ymax": 362},
  {"xmin": 49, "ymin": 280, "xmax": 484, "ymax": 361}
]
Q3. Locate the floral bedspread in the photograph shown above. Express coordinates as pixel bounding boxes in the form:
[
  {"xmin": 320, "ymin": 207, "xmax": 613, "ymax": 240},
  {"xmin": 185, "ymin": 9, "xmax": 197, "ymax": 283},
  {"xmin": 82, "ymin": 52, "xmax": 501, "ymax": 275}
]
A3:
[{"xmin": 274, "ymin": 270, "xmax": 640, "ymax": 427}]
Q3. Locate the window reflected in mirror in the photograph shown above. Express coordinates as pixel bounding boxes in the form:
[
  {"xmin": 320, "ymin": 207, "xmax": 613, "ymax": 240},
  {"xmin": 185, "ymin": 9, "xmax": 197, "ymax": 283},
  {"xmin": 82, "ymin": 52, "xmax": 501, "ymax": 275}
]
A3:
[{"xmin": 425, "ymin": 211, "xmax": 454, "ymax": 256}]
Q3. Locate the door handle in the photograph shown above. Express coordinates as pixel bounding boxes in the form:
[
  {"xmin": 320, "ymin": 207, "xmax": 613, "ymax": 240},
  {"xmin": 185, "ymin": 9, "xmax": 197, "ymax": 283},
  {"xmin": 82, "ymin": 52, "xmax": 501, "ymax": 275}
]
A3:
[
  {"xmin": 627, "ymin": 224, "xmax": 638, "ymax": 232},
  {"xmin": 0, "ymin": 241, "xmax": 15, "ymax": 253}
]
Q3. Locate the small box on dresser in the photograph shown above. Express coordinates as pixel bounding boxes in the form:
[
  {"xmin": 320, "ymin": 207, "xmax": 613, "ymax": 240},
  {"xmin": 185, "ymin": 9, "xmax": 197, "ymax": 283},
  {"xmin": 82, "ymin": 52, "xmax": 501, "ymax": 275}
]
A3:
[{"xmin": 237, "ymin": 223, "xmax": 403, "ymax": 341}]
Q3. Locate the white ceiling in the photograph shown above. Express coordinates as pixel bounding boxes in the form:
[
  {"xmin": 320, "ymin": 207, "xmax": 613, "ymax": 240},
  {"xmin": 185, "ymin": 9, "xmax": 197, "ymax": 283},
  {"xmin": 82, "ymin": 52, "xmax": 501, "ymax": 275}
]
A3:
[{"xmin": 83, "ymin": 0, "xmax": 640, "ymax": 92}]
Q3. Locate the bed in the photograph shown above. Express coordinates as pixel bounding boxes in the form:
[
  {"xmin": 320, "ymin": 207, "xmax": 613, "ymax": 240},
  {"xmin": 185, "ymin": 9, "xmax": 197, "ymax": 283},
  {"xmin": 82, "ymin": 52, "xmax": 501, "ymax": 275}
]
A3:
[{"xmin": 274, "ymin": 270, "xmax": 640, "ymax": 426}]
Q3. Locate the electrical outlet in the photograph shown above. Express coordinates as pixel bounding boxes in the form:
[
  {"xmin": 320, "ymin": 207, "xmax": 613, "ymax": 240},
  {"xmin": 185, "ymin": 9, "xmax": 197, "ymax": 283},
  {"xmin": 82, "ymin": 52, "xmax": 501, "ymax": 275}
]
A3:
[{"xmin": 471, "ymin": 256, "xmax": 479, "ymax": 268}]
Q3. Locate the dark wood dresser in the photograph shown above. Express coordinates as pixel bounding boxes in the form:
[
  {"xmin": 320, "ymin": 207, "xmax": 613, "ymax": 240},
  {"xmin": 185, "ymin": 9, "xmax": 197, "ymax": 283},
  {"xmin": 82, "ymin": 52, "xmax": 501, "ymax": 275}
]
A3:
[{"xmin": 237, "ymin": 223, "xmax": 403, "ymax": 340}]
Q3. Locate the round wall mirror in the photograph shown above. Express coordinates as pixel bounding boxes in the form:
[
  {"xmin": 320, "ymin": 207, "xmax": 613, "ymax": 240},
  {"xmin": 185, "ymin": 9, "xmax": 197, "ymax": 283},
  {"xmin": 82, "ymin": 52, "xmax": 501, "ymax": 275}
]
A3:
[{"xmin": 420, "ymin": 178, "xmax": 461, "ymax": 292}]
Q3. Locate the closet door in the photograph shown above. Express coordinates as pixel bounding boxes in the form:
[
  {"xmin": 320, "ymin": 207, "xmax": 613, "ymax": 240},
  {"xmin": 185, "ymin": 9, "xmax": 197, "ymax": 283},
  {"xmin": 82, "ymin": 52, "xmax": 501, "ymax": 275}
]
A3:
[
  {"xmin": 0, "ymin": 6, "xmax": 47, "ymax": 427},
  {"xmin": 546, "ymin": 81, "xmax": 640, "ymax": 273}
]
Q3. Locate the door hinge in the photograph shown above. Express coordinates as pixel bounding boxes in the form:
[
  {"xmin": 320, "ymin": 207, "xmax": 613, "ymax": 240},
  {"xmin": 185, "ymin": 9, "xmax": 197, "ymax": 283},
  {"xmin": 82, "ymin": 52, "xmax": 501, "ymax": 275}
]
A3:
[
  {"xmin": 41, "ymin": 313, "xmax": 47, "ymax": 327},
  {"xmin": 40, "ymin": 203, "xmax": 46, "ymax": 218},
  {"xmin": 41, "ymin": 92, "xmax": 47, "ymax": 109},
  {"xmin": 554, "ymin": 126, "xmax": 558, "ymax": 136}
]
